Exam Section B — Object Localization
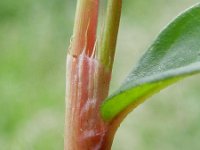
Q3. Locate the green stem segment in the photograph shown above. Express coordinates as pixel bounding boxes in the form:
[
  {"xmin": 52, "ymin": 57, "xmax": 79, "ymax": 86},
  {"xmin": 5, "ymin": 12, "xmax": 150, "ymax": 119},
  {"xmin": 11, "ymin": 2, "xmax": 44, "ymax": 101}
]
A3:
[{"xmin": 98, "ymin": 0, "xmax": 122, "ymax": 70}]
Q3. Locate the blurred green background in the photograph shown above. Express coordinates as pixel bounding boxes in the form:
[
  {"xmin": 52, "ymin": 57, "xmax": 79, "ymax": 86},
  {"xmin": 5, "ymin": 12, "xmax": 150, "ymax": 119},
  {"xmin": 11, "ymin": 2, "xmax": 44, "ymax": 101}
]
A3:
[{"xmin": 1, "ymin": 0, "xmax": 200, "ymax": 149}]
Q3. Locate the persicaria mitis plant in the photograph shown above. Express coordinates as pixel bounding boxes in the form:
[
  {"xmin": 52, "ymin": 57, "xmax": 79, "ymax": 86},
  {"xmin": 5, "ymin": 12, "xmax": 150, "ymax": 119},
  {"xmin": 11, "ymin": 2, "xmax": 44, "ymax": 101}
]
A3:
[{"xmin": 65, "ymin": 0, "xmax": 200, "ymax": 149}]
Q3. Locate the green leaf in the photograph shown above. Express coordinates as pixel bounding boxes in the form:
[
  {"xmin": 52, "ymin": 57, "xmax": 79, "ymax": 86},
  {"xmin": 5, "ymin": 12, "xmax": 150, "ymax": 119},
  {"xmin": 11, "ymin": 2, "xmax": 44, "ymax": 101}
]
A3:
[{"xmin": 101, "ymin": 4, "xmax": 200, "ymax": 121}]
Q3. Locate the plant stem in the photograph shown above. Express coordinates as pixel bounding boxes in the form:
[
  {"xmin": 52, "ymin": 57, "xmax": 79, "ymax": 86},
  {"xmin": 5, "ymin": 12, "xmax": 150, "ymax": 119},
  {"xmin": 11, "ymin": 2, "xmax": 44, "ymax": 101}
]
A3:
[
  {"xmin": 70, "ymin": 0, "xmax": 99, "ymax": 56},
  {"xmin": 98, "ymin": 0, "xmax": 122, "ymax": 70},
  {"xmin": 65, "ymin": 0, "xmax": 122, "ymax": 149}
]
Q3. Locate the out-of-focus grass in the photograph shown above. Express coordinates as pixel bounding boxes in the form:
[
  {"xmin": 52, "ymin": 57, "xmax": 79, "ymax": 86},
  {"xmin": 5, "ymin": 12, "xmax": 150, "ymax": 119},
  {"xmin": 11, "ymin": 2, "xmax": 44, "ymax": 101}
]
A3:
[
  {"xmin": 0, "ymin": 0, "xmax": 75, "ymax": 149},
  {"xmin": 0, "ymin": 0, "xmax": 200, "ymax": 149}
]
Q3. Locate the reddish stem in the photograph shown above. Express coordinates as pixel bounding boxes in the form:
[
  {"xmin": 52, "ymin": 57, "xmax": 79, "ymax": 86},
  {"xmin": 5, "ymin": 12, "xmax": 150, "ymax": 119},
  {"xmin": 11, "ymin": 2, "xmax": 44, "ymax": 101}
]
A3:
[
  {"xmin": 65, "ymin": 0, "xmax": 122, "ymax": 149},
  {"xmin": 70, "ymin": 0, "xmax": 99, "ymax": 56}
]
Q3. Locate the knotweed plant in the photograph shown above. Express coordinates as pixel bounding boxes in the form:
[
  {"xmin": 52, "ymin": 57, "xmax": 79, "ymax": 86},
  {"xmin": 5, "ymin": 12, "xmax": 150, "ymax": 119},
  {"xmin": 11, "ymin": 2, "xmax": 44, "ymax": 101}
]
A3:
[{"xmin": 65, "ymin": 0, "xmax": 200, "ymax": 149}]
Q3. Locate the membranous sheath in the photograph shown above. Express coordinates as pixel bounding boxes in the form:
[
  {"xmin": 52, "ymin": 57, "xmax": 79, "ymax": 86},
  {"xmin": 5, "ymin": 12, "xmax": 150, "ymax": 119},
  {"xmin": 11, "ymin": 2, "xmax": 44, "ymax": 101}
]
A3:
[{"xmin": 65, "ymin": 53, "xmax": 114, "ymax": 150}]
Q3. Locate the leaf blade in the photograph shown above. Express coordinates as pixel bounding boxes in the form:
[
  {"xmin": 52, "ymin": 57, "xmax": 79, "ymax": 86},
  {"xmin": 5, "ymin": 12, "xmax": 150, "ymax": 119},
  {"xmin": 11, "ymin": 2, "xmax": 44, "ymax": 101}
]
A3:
[{"xmin": 101, "ymin": 4, "xmax": 200, "ymax": 121}]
